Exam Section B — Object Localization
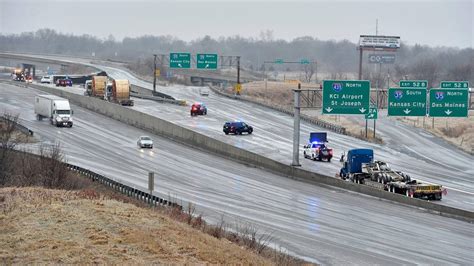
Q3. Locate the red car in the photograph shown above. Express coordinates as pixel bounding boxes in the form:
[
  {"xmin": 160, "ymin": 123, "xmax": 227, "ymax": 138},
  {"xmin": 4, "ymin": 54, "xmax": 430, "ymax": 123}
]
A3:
[
  {"xmin": 56, "ymin": 78, "xmax": 73, "ymax": 87},
  {"xmin": 190, "ymin": 103, "xmax": 207, "ymax": 116}
]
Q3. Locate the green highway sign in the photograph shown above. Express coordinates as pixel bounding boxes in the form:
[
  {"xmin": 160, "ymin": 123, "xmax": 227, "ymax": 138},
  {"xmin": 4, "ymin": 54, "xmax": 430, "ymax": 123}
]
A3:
[
  {"xmin": 399, "ymin": 80, "xmax": 428, "ymax": 88},
  {"xmin": 322, "ymin": 80, "xmax": 370, "ymax": 115},
  {"xmin": 274, "ymin": 59, "xmax": 284, "ymax": 64},
  {"xmin": 388, "ymin": 88, "xmax": 427, "ymax": 116},
  {"xmin": 440, "ymin": 81, "xmax": 469, "ymax": 89},
  {"xmin": 300, "ymin": 59, "xmax": 310, "ymax": 64},
  {"xmin": 196, "ymin": 53, "xmax": 218, "ymax": 69},
  {"xmin": 429, "ymin": 88, "xmax": 468, "ymax": 117},
  {"xmin": 365, "ymin": 107, "xmax": 378, "ymax": 119},
  {"xmin": 170, "ymin": 53, "xmax": 191, "ymax": 69}
]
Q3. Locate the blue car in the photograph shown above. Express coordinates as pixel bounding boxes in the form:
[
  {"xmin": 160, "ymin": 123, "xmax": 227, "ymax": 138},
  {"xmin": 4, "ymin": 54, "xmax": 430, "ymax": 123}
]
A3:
[{"xmin": 223, "ymin": 121, "xmax": 253, "ymax": 135}]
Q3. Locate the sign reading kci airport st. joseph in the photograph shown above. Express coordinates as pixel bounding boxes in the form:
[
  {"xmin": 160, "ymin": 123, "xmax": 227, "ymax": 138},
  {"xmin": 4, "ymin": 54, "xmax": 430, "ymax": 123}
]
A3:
[{"xmin": 322, "ymin": 80, "xmax": 370, "ymax": 115}]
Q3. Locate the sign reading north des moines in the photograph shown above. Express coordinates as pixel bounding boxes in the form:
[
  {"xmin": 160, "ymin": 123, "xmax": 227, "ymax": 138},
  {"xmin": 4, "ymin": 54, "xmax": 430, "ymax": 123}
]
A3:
[
  {"xmin": 196, "ymin": 54, "xmax": 218, "ymax": 69},
  {"xmin": 388, "ymin": 88, "xmax": 427, "ymax": 116},
  {"xmin": 322, "ymin": 80, "xmax": 370, "ymax": 115},
  {"xmin": 429, "ymin": 88, "xmax": 468, "ymax": 117}
]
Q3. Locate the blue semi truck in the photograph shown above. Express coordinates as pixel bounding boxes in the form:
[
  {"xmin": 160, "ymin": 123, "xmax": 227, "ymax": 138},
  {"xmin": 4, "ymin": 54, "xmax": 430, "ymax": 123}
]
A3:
[{"xmin": 339, "ymin": 149, "xmax": 444, "ymax": 200}]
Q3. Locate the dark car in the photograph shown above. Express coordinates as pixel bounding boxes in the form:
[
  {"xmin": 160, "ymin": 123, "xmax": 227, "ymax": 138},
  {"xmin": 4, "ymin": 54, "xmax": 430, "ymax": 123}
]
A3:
[
  {"xmin": 223, "ymin": 121, "xmax": 253, "ymax": 135},
  {"xmin": 56, "ymin": 78, "xmax": 72, "ymax": 87},
  {"xmin": 190, "ymin": 103, "xmax": 207, "ymax": 116}
]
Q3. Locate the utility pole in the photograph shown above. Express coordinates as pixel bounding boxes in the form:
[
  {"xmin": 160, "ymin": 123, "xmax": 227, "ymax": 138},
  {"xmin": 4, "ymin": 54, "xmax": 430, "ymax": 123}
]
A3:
[
  {"xmin": 153, "ymin": 54, "xmax": 157, "ymax": 94},
  {"xmin": 376, "ymin": 18, "xmax": 378, "ymax": 35},
  {"xmin": 236, "ymin": 56, "xmax": 241, "ymax": 95},
  {"xmin": 292, "ymin": 83, "xmax": 302, "ymax": 167},
  {"xmin": 237, "ymin": 56, "xmax": 241, "ymax": 84}
]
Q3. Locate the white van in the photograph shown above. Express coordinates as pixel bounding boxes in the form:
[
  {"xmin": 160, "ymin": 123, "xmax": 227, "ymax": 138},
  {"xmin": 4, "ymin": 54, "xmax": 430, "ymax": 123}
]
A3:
[{"xmin": 40, "ymin": 76, "xmax": 52, "ymax": 84}]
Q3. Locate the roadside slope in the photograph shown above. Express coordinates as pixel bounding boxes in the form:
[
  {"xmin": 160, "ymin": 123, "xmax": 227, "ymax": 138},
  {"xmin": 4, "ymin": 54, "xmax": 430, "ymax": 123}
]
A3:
[{"xmin": 0, "ymin": 187, "xmax": 272, "ymax": 265}]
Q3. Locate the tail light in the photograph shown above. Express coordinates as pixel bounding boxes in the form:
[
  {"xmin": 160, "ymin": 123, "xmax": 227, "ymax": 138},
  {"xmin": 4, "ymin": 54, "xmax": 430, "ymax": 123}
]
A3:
[{"xmin": 329, "ymin": 150, "xmax": 333, "ymax": 155}]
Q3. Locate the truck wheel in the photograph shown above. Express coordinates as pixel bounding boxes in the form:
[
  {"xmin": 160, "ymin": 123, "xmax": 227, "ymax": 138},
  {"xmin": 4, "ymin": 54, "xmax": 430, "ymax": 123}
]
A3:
[
  {"xmin": 327, "ymin": 157, "xmax": 331, "ymax": 162},
  {"xmin": 303, "ymin": 151, "xmax": 307, "ymax": 158}
]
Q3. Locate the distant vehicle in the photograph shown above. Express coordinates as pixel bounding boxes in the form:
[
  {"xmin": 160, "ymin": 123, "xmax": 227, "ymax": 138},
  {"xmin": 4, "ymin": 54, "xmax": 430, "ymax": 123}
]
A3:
[
  {"xmin": 12, "ymin": 68, "xmax": 25, "ymax": 82},
  {"xmin": 137, "ymin": 136, "xmax": 153, "ymax": 149},
  {"xmin": 190, "ymin": 103, "xmax": 207, "ymax": 116},
  {"xmin": 34, "ymin": 95, "xmax": 73, "ymax": 127},
  {"xmin": 303, "ymin": 132, "xmax": 333, "ymax": 162},
  {"xmin": 84, "ymin": 80, "xmax": 93, "ymax": 95},
  {"xmin": 199, "ymin": 87, "xmax": 210, "ymax": 96},
  {"xmin": 40, "ymin": 76, "xmax": 52, "ymax": 84},
  {"xmin": 56, "ymin": 78, "xmax": 72, "ymax": 87},
  {"xmin": 223, "ymin": 121, "xmax": 253, "ymax": 135}
]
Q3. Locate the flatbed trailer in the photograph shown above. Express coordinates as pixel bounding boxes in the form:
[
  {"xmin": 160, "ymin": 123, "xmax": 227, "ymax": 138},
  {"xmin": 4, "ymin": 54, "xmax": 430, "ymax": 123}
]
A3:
[{"xmin": 340, "ymin": 150, "xmax": 445, "ymax": 200}]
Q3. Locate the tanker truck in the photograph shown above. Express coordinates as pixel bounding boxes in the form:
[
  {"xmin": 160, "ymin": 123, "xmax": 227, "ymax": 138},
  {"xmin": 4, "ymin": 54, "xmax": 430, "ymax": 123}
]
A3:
[{"xmin": 104, "ymin": 79, "xmax": 134, "ymax": 106}]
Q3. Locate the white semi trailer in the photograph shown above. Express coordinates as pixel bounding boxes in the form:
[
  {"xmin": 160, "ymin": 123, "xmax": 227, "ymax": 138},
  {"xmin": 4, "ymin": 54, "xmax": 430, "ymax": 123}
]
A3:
[{"xmin": 34, "ymin": 95, "xmax": 73, "ymax": 127}]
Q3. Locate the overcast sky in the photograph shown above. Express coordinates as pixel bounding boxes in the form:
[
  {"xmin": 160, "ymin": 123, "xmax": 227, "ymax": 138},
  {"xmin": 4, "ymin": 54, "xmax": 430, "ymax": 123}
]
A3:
[{"xmin": 1, "ymin": 0, "xmax": 472, "ymax": 48}]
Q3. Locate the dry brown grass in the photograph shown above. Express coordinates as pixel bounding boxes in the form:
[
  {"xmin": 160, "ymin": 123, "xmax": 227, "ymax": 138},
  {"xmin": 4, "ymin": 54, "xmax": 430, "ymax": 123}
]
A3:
[
  {"xmin": 395, "ymin": 114, "xmax": 474, "ymax": 154},
  {"xmin": 0, "ymin": 187, "xmax": 274, "ymax": 265}
]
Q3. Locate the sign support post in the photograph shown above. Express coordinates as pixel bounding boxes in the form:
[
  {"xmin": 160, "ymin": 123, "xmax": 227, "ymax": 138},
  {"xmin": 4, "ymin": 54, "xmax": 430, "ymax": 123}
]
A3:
[{"xmin": 292, "ymin": 83, "xmax": 301, "ymax": 167}]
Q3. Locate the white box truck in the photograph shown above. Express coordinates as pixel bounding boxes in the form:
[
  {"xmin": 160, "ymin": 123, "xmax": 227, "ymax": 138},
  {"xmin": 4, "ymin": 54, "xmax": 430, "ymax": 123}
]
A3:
[{"xmin": 34, "ymin": 95, "xmax": 73, "ymax": 127}]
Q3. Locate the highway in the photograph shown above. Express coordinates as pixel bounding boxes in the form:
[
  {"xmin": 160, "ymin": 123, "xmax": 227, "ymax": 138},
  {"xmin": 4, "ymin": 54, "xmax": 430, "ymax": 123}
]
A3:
[
  {"xmin": 1, "ymin": 82, "xmax": 473, "ymax": 265},
  {"xmin": 83, "ymin": 63, "xmax": 473, "ymax": 212},
  {"xmin": 13, "ymin": 51, "xmax": 472, "ymax": 211}
]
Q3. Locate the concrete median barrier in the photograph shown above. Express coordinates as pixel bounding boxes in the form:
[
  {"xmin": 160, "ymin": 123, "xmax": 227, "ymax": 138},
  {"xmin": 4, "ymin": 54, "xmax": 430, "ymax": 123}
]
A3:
[{"xmin": 22, "ymin": 82, "xmax": 474, "ymax": 223}]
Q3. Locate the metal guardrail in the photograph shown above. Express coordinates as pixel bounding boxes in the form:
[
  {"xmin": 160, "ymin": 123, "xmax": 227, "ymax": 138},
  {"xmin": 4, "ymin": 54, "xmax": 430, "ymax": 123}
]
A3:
[
  {"xmin": 66, "ymin": 163, "xmax": 181, "ymax": 209},
  {"xmin": 208, "ymin": 86, "xmax": 347, "ymax": 135},
  {"xmin": 0, "ymin": 115, "xmax": 34, "ymax": 136}
]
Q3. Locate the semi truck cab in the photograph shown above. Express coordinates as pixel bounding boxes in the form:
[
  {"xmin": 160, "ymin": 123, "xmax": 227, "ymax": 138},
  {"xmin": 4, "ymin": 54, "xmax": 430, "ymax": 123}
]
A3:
[{"xmin": 339, "ymin": 149, "xmax": 374, "ymax": 182}]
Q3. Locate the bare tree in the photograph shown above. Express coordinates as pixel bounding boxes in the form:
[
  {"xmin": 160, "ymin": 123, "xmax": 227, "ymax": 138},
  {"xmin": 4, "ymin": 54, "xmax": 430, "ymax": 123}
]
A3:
[
  {"xmin": 38, "ymin": 142, "xmax": 68, "ymax": 188},
  {"xmin": 410, "ymin": 58, "xmax": 439, "ymax": 87},
  {"xmin": 446, "ymin": 64, "xmax": 472, "ymax": 81},
  {"xmin": 393, "ymin": 64, "xmax": 410, "ymax": 81},
  {"xmin": 0, "ymin": 113, "xmax": 19, "ymax": 185},
  {"xmin": 302, "ymin": 62, "xmax": 317, "ymax": 83}
]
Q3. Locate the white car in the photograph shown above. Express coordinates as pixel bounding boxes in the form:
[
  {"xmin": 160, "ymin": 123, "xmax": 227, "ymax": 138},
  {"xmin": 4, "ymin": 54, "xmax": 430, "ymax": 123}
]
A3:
[
  {"xmin": 40, "ymin": 76, "xmax": 52, "ymax": 84},
  {"xmin": 199, "ymin": 87, "xmax": 210, "ymax": 96},
  {"xmin": 137, "ymin": 136, "xmax": 153, "ymax": 149}
]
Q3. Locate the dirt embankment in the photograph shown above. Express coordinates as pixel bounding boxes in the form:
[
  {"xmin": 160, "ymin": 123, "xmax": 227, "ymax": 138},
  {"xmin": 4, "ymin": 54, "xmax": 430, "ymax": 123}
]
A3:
[
  {"xmin": 0, "ymin": 187, "xmax": 273, "ymax": 264},
  {"xmin": 395, "ymin": 114, "xmax": 474, "ymax": 154}
]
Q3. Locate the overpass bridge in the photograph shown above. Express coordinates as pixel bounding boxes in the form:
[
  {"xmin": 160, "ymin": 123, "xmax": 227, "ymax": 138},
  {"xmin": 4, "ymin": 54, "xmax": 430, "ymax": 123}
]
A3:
[{"xmin": 0, "ymin": 52, "xmax": 261, "ymax": 87}]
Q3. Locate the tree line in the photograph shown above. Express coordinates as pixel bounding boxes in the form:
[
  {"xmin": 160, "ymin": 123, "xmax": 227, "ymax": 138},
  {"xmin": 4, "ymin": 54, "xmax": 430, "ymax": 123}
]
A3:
[{"xmin": 0, "ymin": 28, "xmax": 472, "ymax": 86}]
